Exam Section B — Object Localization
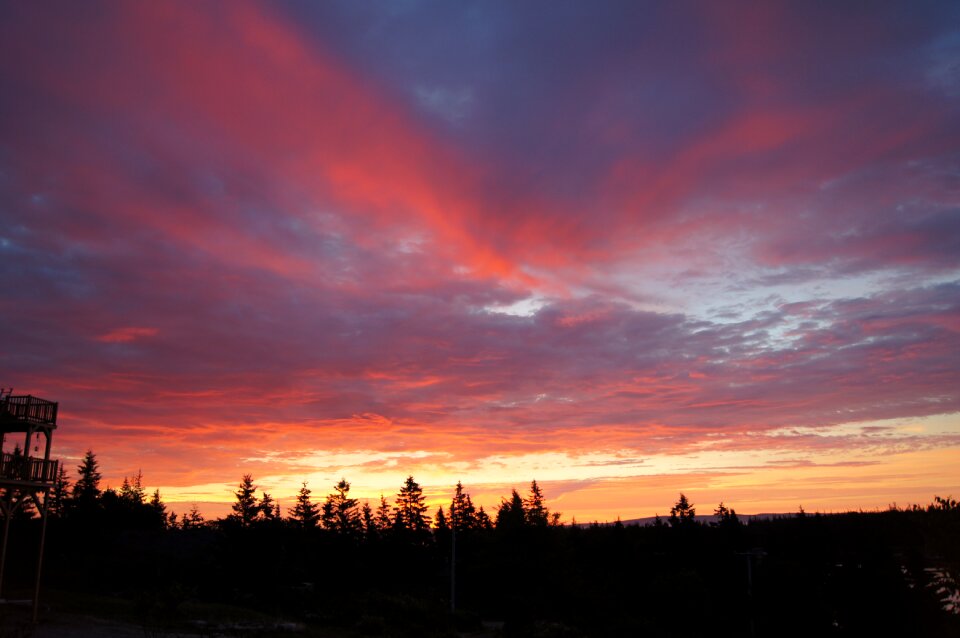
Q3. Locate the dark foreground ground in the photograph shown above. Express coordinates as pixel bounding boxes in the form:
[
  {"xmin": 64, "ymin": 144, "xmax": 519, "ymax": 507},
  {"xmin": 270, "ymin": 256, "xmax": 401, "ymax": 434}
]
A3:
[{"xmin": 1, "ymin": 506, "xmax": 958, "ymax": 637}]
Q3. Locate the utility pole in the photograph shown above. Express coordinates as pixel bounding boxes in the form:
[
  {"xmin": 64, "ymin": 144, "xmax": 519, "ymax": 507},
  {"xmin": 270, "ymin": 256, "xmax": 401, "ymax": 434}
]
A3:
[{"xmin": 450, "ymin": 525, "xmax": 457, "ymax": 613}]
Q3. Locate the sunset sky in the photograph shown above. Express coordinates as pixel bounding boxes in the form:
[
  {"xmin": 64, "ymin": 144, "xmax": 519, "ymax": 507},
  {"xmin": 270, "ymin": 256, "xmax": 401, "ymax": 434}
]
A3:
[{"xmin": 2, "ymin": 1, "xmax": 959, "ymax": 521}]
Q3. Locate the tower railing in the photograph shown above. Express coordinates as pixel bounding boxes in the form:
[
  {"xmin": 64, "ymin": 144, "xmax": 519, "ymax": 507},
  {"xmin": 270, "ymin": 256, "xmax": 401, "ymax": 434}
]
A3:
[
  {"xmin": 0, "ymin": 452, "xmax": 59, "ymax": 483},
  {"xmin": 0, "ymin": 395, "xmax": 58, "ymax": 426}
]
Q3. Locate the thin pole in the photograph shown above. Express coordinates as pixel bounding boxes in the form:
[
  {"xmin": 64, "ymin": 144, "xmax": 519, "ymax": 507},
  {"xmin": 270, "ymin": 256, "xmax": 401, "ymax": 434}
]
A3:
[
  {"xmin": 450, "ymin": 526, "xmax": 456, "ymax": 613},
  {"xmin": 33, "ymin": 489, "xmax": 50, "ymax": 623}
]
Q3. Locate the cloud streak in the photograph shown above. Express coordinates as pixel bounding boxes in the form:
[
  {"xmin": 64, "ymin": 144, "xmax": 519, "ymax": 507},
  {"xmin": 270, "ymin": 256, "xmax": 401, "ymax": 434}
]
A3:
[{"xmin": 0, "ymin": 1, "xmax": 957, "ymax": 518}]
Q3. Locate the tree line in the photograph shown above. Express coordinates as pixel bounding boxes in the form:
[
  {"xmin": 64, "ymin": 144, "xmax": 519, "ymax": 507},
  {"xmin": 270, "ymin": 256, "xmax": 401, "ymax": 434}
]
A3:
[
  {"xmin": 4, "ymin": 449, "xmax": 957, "ymax": 636},
  {"xmin": 41, "ymin": 449, "xmax": 772, "ymax": 535},
  {"xmin": 47, "ymin": 449, "xmax": 570, "ymax": 536}
]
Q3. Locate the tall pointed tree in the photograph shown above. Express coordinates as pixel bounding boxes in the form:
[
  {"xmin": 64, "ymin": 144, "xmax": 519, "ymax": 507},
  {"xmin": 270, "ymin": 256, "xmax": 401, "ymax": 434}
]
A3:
[
  {"xmin": 361, "ymin": 501, "xmax": 375, "ymax": 537},
  {"xmin": 73, "ymin": 449, "xmax": 102, "ymax": 504},
  {"xmin": 182, "ymin": 504, "xmax": 205, "ymax": 529},
  {"xmin": 120, "ymin": 469, "xmax": 146, "ymax": 504},
  {"xmin": 148, "ymin": 488, "xmax": 169, "ymax": 527},
  {"xmin": 260, "ymin": 491, "xmax": 280, "ymax": 521},
  {"xmin": 374, "ymin": 494, "xmax": 393, "ymax": 531},
  {"xmin": 289, "ymin": 482, "xmax": 319, "ymax": 528},
  {"xmin": 322, "ymin": 479, "xmax": 362, "ymax": 534},
  {"xmin": 450, "ymin": 481, "xmax": 478, "ymax": 532},
  {"xmin": 435, "ymin": 505, "xmax": 449, "ymax": 532},
  {"xmin": 475, "ymin": 505, "xmax": 493, "ymax": 530},
  {"xmin": 496, "ymin": 489, "xmax": 526, "ymax": 530},
  {"xmin": 231, "ymin": 474, "xmax": 260, "ymax": 527},
  {"xmin": 394, "ymin": 475, "xmax": 431, "ymax": 533},
  {"xmin": 523, "ymin": 480, "xmax": 548, "ymax": 527},
  {"xmin": 49, "ymin": 465, "xmax": 71, "ymax": 517},
  {"xmin": 669, "ymin": 493, "xmax": 696, "ymax": 527}
]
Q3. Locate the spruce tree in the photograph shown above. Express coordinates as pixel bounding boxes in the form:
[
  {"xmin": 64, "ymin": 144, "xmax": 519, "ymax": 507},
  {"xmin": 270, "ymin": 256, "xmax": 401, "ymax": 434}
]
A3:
[
  {"xmin": 185, "ymin": 504, "xmax": 205, "ymax": 528},
  {"xmin": 149, "ymin": 488, "xmax": 168, "ymax": 527},
  {"xmin": 231, "ymin": 474, "xmax": 260, "ymax": 527},
  {"xmin": 73, "ymin": 449, "xmax": 102, "ymax": 505},
  {"xmin": 50, "ymin": 465, "xmax": 71, "ymax": 517},
  {"xmin": 450, "ymin": 481, "xmax": 477, "ymax": 532},
  {"xmin": 374, "ymin": 494, "xmax": 393, "ymax": 531},
  {"xmin": 524, "ymin": 480, "xmax": 548, "ymax": 527},
  {"xmin": 435, "ymin": 505, "xmax": 449, "ymax": 532},
  {"xmin": 669, "ymin": 493, "xmax": 696, "ymax": 527},
  {"xmin": 260, "ymin": 491, "xmax": 279, "ymax": 521},
  {"xmin": 475, "ymin": 505, "xmax": 493, "ymax": 530},
  {"xmin": 322, "ymin": 479, "xmax": 361, "ymax": 534},
  {"xmin": 289, "ymin": 482, "xmax": 319, "ymax": 528},
  {"xmin": 496, "ymin": 489, "xmax": 526, "ymax": 530},
  {"xmin": 361, "ymin": 501, "xmax": 375, "ymax": 537},
  {"xmin": 394, "ymin": 475, "xmax": 431, "ymax": 533},
  {"xmin": 714, "ymin": 502, "xmax": 740, "ymax": 527},
  {"xmin": 119, "ymin": 469, "xmax": 145, "ymax": 504}
]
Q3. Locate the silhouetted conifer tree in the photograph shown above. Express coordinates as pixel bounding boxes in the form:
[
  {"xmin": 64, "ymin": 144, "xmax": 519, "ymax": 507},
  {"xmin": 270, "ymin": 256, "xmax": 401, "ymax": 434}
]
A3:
[
  {"xmin": 393, "ymin": 475, "xmax": 431, "ymax": 533},
  {"xmin": 289, "ymin": 482, "xmax": 319, "ymax": 528},
  {"xmin": 524, "ymin": 480, "xmax": 548, "ymax": 527},
  {"xmin": 181, "ymin": 504, "xmax": 205, "ymax": 529},
  {"xmin": 120, "ymin": 469, "xmax": 145, "ymax": 504},
  {"xmin": 669, "ymin": 493, "xmax": 696, "ymax": 527},
  {"xmin": 230, "ymin": 474, "xmax": 260, "ymax": 527},
  {"xmin": 73, "ymin": 449, "xmax": 102, "ymax": 506},
  {"xmin": 322, "ymin": 479, "xmax": 362, "ymax": 534},
  {"xmin": 149, "ymin": 488, "xmax": 168, "ymax": 525},
  {"xmin": 361, "ymin": 501, "xmax": 375, "ymax": 537},
  {"xmin": 450, "ymin": 481, "xmax": 477, "ymax": 531},
  {"xmin": 475, "ymin": 505, "xmax": 493, "ymax": 530},
  {"xmin": 714, "ymin": 501, "xmax": 740, "ymax": 527},
  {"xmin": 435, "ymin": 505, "xmax": 449, "ymax": 531},
  {"xmin": 260, "ymin": 491, "xmax": 280, "ymax": 521},
  {"xmin": 49, "ymin": 464, "xmax": 71, "ymax": 518},
  {"xmin": 496, "ymin": 489, "xmax": 526, "ymax": 530},
  {"xmin": 374, "ymin": 494, "xmax": 393, "ymax": 531}
]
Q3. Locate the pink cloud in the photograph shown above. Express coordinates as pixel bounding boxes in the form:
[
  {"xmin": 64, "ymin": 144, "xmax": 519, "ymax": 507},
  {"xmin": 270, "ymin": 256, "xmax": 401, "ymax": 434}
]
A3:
[{"xmin": 96, "ymin": 327, "xmax": 159, "ymax": 343}]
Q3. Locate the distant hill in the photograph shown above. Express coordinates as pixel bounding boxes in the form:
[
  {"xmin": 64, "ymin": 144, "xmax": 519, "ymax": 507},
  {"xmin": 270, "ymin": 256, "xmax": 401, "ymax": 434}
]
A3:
[{"xmin": 576, "ymin": 513, "xmax": 794, "ymax": 527}]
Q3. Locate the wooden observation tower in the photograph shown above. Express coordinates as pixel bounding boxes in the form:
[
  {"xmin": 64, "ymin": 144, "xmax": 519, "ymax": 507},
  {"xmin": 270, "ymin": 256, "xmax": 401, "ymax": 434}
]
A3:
[{"xmin": 0, "ymin": 388, "xmax": 60, "ymax": 622}]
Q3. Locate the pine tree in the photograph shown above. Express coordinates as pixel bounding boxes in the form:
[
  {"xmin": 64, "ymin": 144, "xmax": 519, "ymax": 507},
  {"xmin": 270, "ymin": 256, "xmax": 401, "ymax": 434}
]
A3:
[
  {"xmin": 50, "ymin": 465, "xmax": 71, "ymax": 517},
  {"xmin": 231, "ymin": 474, "xmax": 260, "ymax": 527},
  {"xmin": 435, "ymin": 505, "xmax": 449, "ymax": 532},
  {"xmin": 450, "ymin": 481, "xmax": 477, "ymax": 532},
  {"xmin": 73, "ymin": 449, "xmax": 102, "ymax": 504},
  {"xmin": 669, "ymin": 493, "xmax": 696, "ymax": 527},
  {"xmin": 475, "ymin": 505, "xmax": 493, "ymax": 530},
  {"xmin": 394, "ymin": 475, "xmax": 431, "ymax": 533},
  {"xmin": 185, "ymin": 504, "xmax": 205, "ymax": 528},
  {"xmin": 149, "ymin": 488, "xmax": 168, "ymax": 527},
  {"xmin": 374, "ymin": 494, "xmax": 393, "ymax": 531},
  {"xmin": 322, "ymin": 479, "xmax": 361, "ymax": 534},
  {"xmin": 260, "ymin": 491, "xmax": 279, "ymax": 521},
  {"xmin": 120, "ymin": 469, "xmax": 146, "ymax": 504},
  {"xmin": 524, "ymin": 480, "xmax": 548, "ymax": 527},
  {"xmin": 714, "ymin": 502, "xmax": 740, "ymax": 527},
  {"xmin": 289, "ymin": 482, "xmax": 319, "ymax": 528},
  {"xmin": 361, "ymin": 501, "xmax": 375, "ymax": 537},
  {"xmin": 178, "ymin": 504, "xmax": 205, "ymax": 529},
  {"xmin": 496, "ymin": 489, "xmax": 526, "ymax": 530}
]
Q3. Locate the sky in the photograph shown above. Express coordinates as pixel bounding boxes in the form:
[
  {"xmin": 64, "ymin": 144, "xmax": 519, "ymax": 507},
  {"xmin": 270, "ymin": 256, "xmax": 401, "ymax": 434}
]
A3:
[{"xmin": 1, "ymin": 1, "xmax": 959, "ymax": 522}]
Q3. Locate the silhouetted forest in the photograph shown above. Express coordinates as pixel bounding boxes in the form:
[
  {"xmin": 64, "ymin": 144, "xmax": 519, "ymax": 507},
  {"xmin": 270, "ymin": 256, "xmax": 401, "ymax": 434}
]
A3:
[{"xmin": 1, "ymin": 450, "xmax": 958, "ymax": 637}]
